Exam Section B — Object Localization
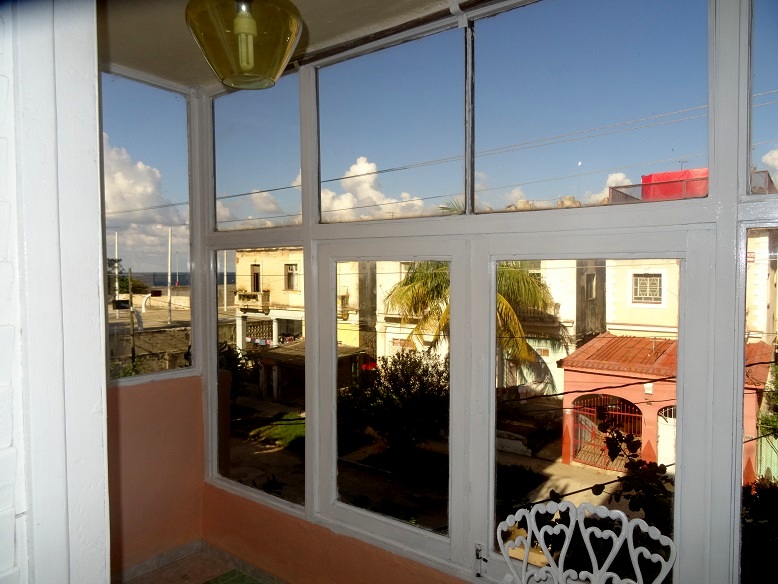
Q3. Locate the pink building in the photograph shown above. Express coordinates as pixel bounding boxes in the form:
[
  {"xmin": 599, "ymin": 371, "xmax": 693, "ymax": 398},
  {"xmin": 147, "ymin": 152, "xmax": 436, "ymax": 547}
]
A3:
[{"xmin": 558, "ymin": 333, "xmax": 772, "ymax": 484}]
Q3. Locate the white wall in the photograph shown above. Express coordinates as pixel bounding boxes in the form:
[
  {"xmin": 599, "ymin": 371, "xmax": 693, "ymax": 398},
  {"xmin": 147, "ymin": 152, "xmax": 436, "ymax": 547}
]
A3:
[
  {"xmin": 10, "ymin": 1, "xmax": 109, "ymax": 582},
  {"xmin": 0, "ymin": 4, "xmax": 25, "ymax": 583}
]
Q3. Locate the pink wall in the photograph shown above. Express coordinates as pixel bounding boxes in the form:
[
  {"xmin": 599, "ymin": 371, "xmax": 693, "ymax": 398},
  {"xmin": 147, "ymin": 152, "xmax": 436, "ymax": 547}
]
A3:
[
  {"xmin": 561, "ymin": 370, "xmax": 677, "ymax": 465},
  {"xmin": 202, "ymin": 485, "xmax": 468, "ymax": 584},
  {"xmin": 109, "ymin": 374, "xmax": 465, "ymax": 583},
  {"xmin": 743, "ymin": 389, "xmax": 759, "ymax": 485},
  {"xmin": 108, "ymin": 376, "xmax": 205, "ymax": 575}
]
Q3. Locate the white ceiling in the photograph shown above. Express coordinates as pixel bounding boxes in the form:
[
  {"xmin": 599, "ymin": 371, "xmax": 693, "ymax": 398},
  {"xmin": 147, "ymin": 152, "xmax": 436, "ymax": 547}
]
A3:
[{"xmin": 98, "ymin": 0, "xmax": 455, "ymax": 89}]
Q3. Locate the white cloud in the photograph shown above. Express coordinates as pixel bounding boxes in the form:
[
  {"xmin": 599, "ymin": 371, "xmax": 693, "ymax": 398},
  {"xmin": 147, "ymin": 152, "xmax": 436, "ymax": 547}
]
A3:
[
  {"xmin": 250, "ymin": 190, "xmax": 284, "ymax": 214},
  {"xmin": 321, "ymin": 156, "xmax": 432, "ymax": 221},
  {"xmin": 584, "ymin": 172, "xmax": 633, "ymax": 205},
  {"xmin": 103, "ymin": 133, "xmax": 184, "ymax": 226},
  {"xmin": 216, "ymin": 200, "xmax": 235, "ymax": 223},
  {"xmin": 215, "ymin": 170, "xmax": 302, "ymax": 229},
  {"xmin": 474, "ymin": 171, "xmax": 489, "ymax": 193},
  {"xmin": 505, "ymin": 186, "xmax": 528, "ymax": 205},
  {"xmin": 102, "ymin": 133, "xmax": 188, "ymax": 271},
  {"xmin": 762, "ymin": 149, "xmax": 778, "ymax": 173}
]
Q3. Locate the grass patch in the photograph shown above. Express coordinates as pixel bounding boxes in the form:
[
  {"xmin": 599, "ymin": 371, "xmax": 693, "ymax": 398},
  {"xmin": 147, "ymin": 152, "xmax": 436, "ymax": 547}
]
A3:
[{"xmin": 249, "ymin": 411, "xmax": 305, "ymax": 449}]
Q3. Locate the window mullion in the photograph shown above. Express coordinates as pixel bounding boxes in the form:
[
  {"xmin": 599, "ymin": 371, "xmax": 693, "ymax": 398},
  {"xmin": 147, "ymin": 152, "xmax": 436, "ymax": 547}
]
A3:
[
  {"xmin": 464, "ymin": 238, "xmax": 495, "ymax": 566},
  {"xmin": 464, "ymin": 22, "xmax": 475, "ymax": 215}
]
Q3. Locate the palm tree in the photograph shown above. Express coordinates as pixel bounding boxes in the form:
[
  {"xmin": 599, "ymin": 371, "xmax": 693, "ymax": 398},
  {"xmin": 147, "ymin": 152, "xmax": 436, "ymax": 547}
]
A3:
[{"xmin": 384, "ymin": 260, "xmax": 568, "ymax": 391}]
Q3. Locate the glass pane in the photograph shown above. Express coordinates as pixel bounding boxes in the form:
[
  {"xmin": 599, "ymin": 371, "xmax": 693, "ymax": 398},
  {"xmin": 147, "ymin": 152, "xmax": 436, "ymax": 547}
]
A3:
[
  {"xmin": 101, "ymin": 73, "xmax": 192, "ymax": 379},
  {"xmin": 741, "ymin": 229, "xmax": 778, "ymax": 580},
  {"xmin": 336, "ymin": 260, "xmax": 450, "ymax": 534},
  {"xmin": 319, "ymin": 30, "xmax": 464, "ymax": 223},
  {"xmin": 216, "ymin": 247, "xmax": 305, "ymax": 505},
  {"xmin": 475, "ymin": 0, "xmax": 708, "ymax": 213},
  {"xmin": 750, "ymin": 0, "xmax": 778, "ymax": 195},
  {"xmin": 495, "ymin": 259, "xmax": 679, "ymax": 579},
  {"xmin": 214, "ymin": 74, "xmax": 301, "ymax": 230}
]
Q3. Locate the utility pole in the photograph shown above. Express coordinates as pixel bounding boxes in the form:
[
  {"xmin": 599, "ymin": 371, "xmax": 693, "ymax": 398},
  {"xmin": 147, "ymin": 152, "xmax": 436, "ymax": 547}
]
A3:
[
  {"xmin": 129, "ymin": 268, "xmax": 136, "ymax": 367},
  {"xmin": 115, "ymin": 232, "xmax": 119, "ymax": 319},
  {"xmin": 167, "ymin": 227, "xmax": 172, "ymax": 324}
]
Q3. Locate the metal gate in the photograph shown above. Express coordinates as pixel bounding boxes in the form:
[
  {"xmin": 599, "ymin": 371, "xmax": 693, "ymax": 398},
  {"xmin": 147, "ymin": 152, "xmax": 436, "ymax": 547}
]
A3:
[{"xmin": 572, "ymin": 394, "xmax": 642, "ymax": 471}]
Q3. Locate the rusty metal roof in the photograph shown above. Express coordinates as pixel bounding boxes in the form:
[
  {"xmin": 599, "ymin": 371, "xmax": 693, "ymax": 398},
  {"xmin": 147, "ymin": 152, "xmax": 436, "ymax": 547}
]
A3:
[
  {"xmin": 558, "ymin": 332, "xmax": 772, "ymax": 388},
  {"xmin": 744, "ymin": 341, "xmax": 773, "ymax": 389},
  {"xmin": 558, "ymin": 332, "xmax": 677, "ymax": 378}
]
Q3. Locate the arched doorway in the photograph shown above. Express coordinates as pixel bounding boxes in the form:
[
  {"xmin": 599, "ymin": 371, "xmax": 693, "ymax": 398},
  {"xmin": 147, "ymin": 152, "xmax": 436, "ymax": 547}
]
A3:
[{"xmin": 572, "ymin": 394, "xmax": 642, "ymax": 471}]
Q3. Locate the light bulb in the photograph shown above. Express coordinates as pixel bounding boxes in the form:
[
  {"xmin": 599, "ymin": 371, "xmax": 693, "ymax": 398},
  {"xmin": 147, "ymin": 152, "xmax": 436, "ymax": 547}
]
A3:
[{"xmin": 234, "ymin": 2, "xmax": 257, "ymax": 71}]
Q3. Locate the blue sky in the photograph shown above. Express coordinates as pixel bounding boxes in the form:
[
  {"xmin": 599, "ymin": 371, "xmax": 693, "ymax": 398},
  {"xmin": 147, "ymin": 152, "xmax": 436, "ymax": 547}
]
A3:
[
  {"xmin": 214, "ymin": 73, "xmax": 302, "ymax": 229},
  {"xmin": 101, "ymin": 0, "xmax": 777, "ymax": 270}
]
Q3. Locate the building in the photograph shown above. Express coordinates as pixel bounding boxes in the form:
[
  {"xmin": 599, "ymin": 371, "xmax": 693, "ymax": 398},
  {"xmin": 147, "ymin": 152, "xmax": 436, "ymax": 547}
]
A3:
[{"xmin": 2, "ymin": 1, "xmax": 775, "ymax": 583}]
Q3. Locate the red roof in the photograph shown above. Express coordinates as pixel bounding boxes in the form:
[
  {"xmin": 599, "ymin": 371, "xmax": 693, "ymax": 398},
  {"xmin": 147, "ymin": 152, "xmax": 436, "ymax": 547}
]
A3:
[
  {"xmin": 558, "ymin": 332, "xmax": 677, "ymax": 378},
  {"xmin": 744, "ymin": 341, "xmax": 773, "ymax": 389},
  {"xmin": 558, "ymin": 332, "xmax": 772, "ymax": 387}
]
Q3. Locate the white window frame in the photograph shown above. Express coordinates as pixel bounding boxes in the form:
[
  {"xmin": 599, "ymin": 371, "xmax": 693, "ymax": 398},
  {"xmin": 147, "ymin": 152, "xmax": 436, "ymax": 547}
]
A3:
[
  {"xmin": 100, "ymin": 72, "xmax": 199, "ymax": 387},
  {"xmin": 187, "ymin": 1, "xmax": 760, "ymax": 583},
  {"xmin": 316, "ymin": 239, "xmax": 468, "ymax": 562}
]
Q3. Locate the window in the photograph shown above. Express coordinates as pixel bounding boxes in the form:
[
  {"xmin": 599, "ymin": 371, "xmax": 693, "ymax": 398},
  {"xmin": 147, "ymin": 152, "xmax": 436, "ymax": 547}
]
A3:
[
  {"xmin": 632, "ymin": 273, "xmax": 663, "ymax": 304},
  {"xmin": 216, "ymin": 247, "xmax": 305, "ymax": 505},
  {"xmin": 750, "ymin": 0, "xmax": 778, "ymax": 195},
  {"xmin": 741, "ymin": 228, "xmax": 778, "ymax": 580},
  {"xmin": 335, "ymin": 259, "xmax": 451, "ymax": 534},
  {"xmin": 285, "ymin": 264, "xmax": 298, "ymax": 291},
  {"xmin": 214, "ymin": 73, "xmax": 301, "ymax": 230},
  {"xmin": 318, "ymin": 29, "xmax": 464, "ymax": 222},
  {"xmin": 585, "ymin": 273, "xmax": 596, "ymax": 300},
  {"xmin": 186, "ymin": 0, "xmax": 778, "ymax": 580},
  {"xmin": 475, "ymin": 0, "xmax": 708, "ymax": 213},
  {"xmin": 250, "ymin": 264, "xmax": 261, "ymax": 293},
  {"xmin": 494, "ymin": 259, "xmax": 679, "ymax": 554},
  {"xmin": 101, "ymin": 73, "xmax": 192, "ymax": 379}
]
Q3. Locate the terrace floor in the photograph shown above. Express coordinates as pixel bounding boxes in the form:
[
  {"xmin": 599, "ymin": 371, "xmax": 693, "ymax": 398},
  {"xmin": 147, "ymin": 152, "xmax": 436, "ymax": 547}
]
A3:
[{"xmin": 124, "ymin": 548, "xmax": 284, "ymax": 584}]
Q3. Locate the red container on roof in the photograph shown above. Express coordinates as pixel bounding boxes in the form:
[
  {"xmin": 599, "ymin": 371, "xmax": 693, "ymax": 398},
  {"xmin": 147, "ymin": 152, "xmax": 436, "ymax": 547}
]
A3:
[{"xmin": 641, "ymin": 168, "xmax": 708, "ymax": 201}]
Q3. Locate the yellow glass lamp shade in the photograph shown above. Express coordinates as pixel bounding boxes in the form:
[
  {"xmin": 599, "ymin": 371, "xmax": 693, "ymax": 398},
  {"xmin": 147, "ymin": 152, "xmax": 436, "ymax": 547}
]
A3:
[{"xmin": 185, "ymin": 0, "xmax": 302, "ymax": 90}]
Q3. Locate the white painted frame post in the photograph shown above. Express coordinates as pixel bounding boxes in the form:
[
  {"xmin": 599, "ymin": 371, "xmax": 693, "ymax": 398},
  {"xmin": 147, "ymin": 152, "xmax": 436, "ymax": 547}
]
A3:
[{"xmin": 14, "ymin": 0, "xmax": 109, "ymax": 582}]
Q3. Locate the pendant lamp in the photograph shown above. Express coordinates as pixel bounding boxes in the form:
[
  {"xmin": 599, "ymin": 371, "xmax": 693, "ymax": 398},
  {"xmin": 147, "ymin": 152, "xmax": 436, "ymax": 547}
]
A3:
[{"xmin": 185, "ymin": 0, "xmax": 302, "ymax": 90}]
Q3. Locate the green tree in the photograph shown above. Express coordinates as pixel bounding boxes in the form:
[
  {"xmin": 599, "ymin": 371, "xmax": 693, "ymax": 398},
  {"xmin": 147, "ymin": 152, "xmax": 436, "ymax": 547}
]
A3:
[
  {"xmin": 107, "ymin": 257, "xmax": 149, "ymax": 295},
  {"xmin": 384, "ymin": 260, "xmax": 568, "ymax": 389},
  {"xmin": 758, "ymin": 364, "xmax": 778, "ymax": 437}
]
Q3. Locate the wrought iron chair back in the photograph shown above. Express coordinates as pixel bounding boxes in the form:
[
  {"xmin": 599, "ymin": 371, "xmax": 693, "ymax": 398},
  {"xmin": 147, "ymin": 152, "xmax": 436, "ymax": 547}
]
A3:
[{"xmin": 496, "ymin": 500, "xmax": 676, "ymax": 584}]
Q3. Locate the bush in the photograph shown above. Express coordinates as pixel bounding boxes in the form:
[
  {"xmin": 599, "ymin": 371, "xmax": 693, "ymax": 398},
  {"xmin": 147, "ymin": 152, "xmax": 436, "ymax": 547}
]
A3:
[
  {"xmin": 337, "ymin": 382, "xmax": 373, "ymax": 454},
  {"xmin": 217, "ymin": 341, "xmax": 256, "ymax": 395},
  {"xmin": 369, "ymin": 350, "xmax": 449, "ymax": 451},
  {"xmin": 117, "ymin": 276, "xmax": 149, "ymax": 295},
  {"xmin": 741, "ymin": 476, "xmax": 778, "ymax": 582},
  {"xmin": 341, "ymin": 350, "xmax": 449, "ymax": 452}
]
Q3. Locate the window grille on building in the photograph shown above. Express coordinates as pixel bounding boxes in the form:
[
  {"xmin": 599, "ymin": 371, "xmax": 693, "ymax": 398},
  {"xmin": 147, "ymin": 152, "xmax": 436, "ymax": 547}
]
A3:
[{"xmin": 632, "ymin": 273, "xmax": 662, "ymax": 304}]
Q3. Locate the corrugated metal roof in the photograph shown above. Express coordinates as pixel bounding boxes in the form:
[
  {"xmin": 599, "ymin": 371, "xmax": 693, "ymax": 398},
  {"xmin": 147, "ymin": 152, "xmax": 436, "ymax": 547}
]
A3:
[
  {"xmin": 558, "ymin": 332, "xmax": 772, "ymax": 388},
  {"xmin": 558, "ymin": 332, "xmax": 677, "ymax": 378}
]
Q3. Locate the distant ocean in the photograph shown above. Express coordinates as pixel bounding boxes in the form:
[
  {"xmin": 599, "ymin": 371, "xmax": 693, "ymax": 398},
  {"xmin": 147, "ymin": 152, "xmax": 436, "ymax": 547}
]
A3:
[{"xmin": 132, "ymin": 272, "xmax": 236, "ymax": 288}]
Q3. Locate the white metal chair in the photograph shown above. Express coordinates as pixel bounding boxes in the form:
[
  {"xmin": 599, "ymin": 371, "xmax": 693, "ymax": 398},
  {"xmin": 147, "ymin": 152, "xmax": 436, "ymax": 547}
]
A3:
[{"xmin": 496, "ymin": 500, "xmax": 676, "ymax": 584}]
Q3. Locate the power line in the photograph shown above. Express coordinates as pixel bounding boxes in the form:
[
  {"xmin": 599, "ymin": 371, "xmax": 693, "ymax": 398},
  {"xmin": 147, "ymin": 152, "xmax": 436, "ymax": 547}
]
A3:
[{"xmin": 103, "ymin": 92, "xmax": 778, "ymax": 218}]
